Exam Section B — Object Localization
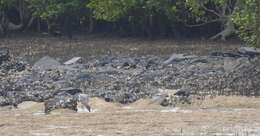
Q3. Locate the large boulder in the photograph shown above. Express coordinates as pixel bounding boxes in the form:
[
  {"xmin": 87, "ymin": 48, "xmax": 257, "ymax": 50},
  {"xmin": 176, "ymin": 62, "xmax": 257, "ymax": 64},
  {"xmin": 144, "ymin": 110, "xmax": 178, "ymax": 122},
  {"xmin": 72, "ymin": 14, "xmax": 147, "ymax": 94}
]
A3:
[
  {"xmin": 44, "ymin": 93, "xmax": 78, "ymax": 114},
  {"xmin": 44, "ymin": 88, "xmax": 88, "ymax": 114},
  {"xmin": 33, "ymin": 56, "xmax": 61, "ymax": 70}
]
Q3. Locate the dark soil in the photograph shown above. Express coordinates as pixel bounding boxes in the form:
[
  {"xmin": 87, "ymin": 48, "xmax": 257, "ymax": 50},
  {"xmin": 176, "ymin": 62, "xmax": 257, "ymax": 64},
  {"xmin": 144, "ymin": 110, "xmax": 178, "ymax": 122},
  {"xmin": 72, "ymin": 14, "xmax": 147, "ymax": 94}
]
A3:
[{"xmin": 0, "ymin": 34, "xmax": 243, "ymax": 63}]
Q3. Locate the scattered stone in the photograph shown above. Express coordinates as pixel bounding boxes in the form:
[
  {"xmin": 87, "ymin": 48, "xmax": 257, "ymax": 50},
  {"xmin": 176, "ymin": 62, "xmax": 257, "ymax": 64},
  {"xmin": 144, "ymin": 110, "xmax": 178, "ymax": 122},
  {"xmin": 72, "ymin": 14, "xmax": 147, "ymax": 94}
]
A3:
[
  {"xmin": 1, "ymin": 48, "xmax": 260, "ymax": 112},
  {"xmin": 210, "ymin": 52, "xmax": 244, "ymax": 58},
  {"xmin": 0, "ymin": 96, "xmax": 9, "ymax": 106},
  {"xmin": 174, "ymin": 88, "xmax": 190, "ymax": 97},
  {"xmin": 153, "ymin": 88, "xmax": 191, "ymax": 106},
  {"xmin": 44, "ymin": 93, "xmax": 78, "ymax": 114},
  {"xmin": 163, "ymin": 53, "xmax": 196, "ymax": 65},
  {"xmin": 0, "ymin": 48, "xmax": 26, "ymax": 73},
  {"xmin": 77, "ymin": 94, "xmax": 91, "ymax": 112},
  {"xmin": 239, "ymin": 47, "xmax": 260, "ymax": 56},
  {"xmin": 0, "ymin": 47, "xmax": 9, "ymax": 64},
  {"xmin": 54, "ymin": 87, "xmax": 82, "ymax": 96},
  {"xmin": 33, "ymin": 56, "xmax": 61, "ymax": 70},
  {"xmin": 64, "ymin": 57, "xmax": 82, "ymax": 65}
]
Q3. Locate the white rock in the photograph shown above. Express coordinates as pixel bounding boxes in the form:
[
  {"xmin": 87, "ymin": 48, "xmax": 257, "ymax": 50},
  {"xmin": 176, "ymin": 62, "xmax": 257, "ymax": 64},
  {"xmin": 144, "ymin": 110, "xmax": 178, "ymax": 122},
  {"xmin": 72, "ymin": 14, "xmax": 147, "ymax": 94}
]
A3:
[{"xmin": 64, "ymin": 57, "xmax": 82, "ymax": 65}]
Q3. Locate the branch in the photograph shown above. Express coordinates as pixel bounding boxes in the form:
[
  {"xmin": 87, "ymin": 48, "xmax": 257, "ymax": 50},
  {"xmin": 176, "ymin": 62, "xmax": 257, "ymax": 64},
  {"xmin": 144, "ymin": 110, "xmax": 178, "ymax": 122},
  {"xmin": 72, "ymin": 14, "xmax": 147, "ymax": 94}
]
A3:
[
  {"xmin": 201, "ymin": 5, "xmax": 222, "ymax": 17},
  {"xmin": 7, "ymin": 22, "xmax": 23, "ymax": 31},
  {"xmin": 185, "ymin": 19, "xmax": 220, "ymax": 27}
]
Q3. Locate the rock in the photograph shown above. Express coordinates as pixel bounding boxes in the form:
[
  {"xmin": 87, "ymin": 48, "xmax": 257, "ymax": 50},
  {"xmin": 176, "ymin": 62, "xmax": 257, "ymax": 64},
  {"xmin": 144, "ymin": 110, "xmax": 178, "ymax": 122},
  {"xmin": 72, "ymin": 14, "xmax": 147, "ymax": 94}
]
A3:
[
  {"xmin": 210, "ymin": 52, "xmax": 244, "ymax": 58},
  {"xmin": 174, "ymin": 88, "xmax": 190, "ymax": 97},
  {"xmin": 0, "ymin": 96, "xmax": 9, "ymax": 106},
  {"xmin": 0, "ymin": 47, "xmax": 9, "ymax": 64},
  {"xmin": 44, "ymin": 88, "xmax": 86, "ymax": 114},
  {"xmin": 76, "ymin": 94, "xmax": 91, "ymax": 112},
  {"xmin": 238, "ymin": 47, "xmax": 260, "ymax": 57},
  {"xmin": 154, "ymin": 88, "xmax": 191, "ymax": 106},
  {"xmin": 64, "ymin": 57, "xmax": 82, "ymax": 65},
  {"xmin": 223, "ymin": 57, "xmax": 249, "ymax": 72},
  {"xmin": 54, "ymin": 87, "xmax": 82, "ymax": 96},
  {"xmin": 153, "ymin": 89, "xmax": 174, "ymax": 106},
  {"xmin": 33, "ymin": 56, "xmax": 61, "ymax": 70},
  {"xmin": 44, "ymin": 93, "xmax": 78, "ymax": 114},
  {"xmin": 1, "ymin": 49, "xmax": 260, "ymax": 111},
  {"xmin": 163, "ymin": 54, "xmax": 197, "ymax": 65},
  {"xmin": 0, "ymin": 48, "xmax": 25, "ymax": 72}
]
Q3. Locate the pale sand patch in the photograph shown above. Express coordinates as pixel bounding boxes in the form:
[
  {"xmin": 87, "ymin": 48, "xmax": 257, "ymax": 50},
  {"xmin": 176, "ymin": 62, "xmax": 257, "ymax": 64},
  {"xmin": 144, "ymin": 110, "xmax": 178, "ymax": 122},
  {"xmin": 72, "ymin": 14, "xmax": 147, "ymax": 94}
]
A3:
[
  {"xmin": 88, "ymin": 97, "xmax": 122, "ymax": 112},
  {"xmin": 49, "ymin": 109, "xmax": 76, "ymax": 115},
  {"xmin": 1, "ymin": 96, "xmax": 260, "ymax": 135},
  {"xmin": 195, "ymin": 96, "xmax": 260, "ymax": 108},
  {"xmin": 17, "ymin": 101, "xmax": 45, "ymax": 113},
  {"xmin": 126, "ymin": 99, "xmax": 165, "ymax": 110}
]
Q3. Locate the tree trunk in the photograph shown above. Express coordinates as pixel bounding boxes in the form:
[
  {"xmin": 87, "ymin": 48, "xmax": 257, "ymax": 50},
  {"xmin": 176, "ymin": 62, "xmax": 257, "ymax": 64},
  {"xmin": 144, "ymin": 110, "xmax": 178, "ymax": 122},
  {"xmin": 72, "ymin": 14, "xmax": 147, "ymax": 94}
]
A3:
[
  {"xmin": 63, "ymin": 16, "xmax": 72, "ymax": 39},
  {"xmin": 88, "ymin": 17, "xmax": 95, "ymax": 33},
  {"xmin": 37, "ymin": 18, "xmax": 41, "ymax": 32},
  {"xmin": 23, "ymin": 17, "xmax": 35, "ymax": 31},
  {"xmin": 0, "ymin": 0, "xmax": 25, "ymax": 33},
  {"xmin": 144, "ymin": 15, "xmax": 153, "ymax": 38},
  {"xmin": 210, "ymin": 16, "xmax": 235, "ymax": 41},
  {"xmin": 0, "ymin": 24, "xmax": 3, "ymax": 35}
]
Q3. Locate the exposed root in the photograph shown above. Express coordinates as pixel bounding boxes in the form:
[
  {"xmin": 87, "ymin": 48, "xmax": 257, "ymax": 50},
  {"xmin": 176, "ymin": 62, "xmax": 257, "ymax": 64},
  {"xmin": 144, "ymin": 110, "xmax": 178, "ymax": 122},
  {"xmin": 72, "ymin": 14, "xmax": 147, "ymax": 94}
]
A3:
[{"xmin": 210, "ymin": 18, "xmax": 235, "ymax": 41}]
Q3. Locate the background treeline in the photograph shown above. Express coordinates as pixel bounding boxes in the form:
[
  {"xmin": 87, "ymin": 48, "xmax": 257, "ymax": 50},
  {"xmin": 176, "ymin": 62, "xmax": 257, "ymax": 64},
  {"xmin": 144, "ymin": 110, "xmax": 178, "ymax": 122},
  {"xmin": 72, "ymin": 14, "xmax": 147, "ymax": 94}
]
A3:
[{"xmin": 0, "ymin": 0, "xmax": 259, "ymax": 46}]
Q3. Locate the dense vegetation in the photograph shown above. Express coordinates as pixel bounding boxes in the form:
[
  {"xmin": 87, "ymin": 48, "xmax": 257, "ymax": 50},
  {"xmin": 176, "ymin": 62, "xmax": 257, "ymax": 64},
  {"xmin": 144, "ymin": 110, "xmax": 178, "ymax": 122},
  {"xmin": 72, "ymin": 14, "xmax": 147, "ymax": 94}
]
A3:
[{"xmin": 0, "ymin": 0, "xmax": 259, "ymax": 46}]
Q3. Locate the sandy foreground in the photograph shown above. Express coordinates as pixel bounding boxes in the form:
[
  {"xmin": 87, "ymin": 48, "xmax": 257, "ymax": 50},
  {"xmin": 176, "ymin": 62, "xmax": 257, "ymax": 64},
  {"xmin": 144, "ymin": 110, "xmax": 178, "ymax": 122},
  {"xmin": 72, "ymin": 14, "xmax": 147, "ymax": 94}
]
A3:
[{"xmin": 0, "ymin": 97, "xmax": 260, "ymax": 136}]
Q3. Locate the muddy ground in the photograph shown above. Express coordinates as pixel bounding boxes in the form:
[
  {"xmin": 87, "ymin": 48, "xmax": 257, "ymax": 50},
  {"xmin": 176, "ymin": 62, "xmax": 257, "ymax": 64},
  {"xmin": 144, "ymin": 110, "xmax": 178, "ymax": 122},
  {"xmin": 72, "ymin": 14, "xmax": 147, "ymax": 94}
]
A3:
[
  {"xmin": 0, "ymin": 34, "xmax": 242, "ymax": 63},
  {"xmin": 1, "ymin": 35, "xmax": 260, "ymax": 136}
]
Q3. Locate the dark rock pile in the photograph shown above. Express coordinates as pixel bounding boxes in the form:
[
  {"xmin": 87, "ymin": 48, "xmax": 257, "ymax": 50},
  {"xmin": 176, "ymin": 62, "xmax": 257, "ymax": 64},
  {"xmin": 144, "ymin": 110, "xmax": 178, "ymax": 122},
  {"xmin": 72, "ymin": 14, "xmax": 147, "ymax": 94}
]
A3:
[{"xmin": 0, "ymin": 47, "xmax": 260, "ymax": 112}]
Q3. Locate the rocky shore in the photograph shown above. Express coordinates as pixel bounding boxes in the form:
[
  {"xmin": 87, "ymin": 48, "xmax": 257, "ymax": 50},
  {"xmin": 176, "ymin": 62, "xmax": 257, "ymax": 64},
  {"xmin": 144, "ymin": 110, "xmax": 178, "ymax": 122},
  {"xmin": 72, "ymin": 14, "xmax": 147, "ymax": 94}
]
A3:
[{"xmin": 0, "ymin": 47, "xmax": 260, "ymax": 113}]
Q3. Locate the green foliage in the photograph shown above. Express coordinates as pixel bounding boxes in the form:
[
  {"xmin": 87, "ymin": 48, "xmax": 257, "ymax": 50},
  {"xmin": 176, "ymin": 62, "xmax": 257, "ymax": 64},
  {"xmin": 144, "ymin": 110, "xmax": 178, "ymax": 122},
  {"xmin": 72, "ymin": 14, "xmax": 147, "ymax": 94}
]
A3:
[
  {"xmin": 185, "ymin": 0, "xmax": 233, "ymax": 24},
  {"xmin": 0, "ymin": 0, "xmax": 14, "ymax": 9},
  {"xmin": 0, "ymin": 0, "xmax": 18, "ymax": 14},
  {"xmin": 186, "ymin": 0, "xmax": 260, "ymax": 46},
  {"xmin": 87, "ymin": 0, "xmax": 180, "ymax": 22},
  {"xmin": 26, "ymin": 0, "xmax": 86, "ymax": 20},
  {"xmin": 0, "ymin": 0, "xmax": 259, "ymax": 46},
  {"xmin": 87, "ymin": 0, "xmax": 137, "ymax": 22},
  {"xmin": 232, "ymin": 0, "xmax": 260, "ymax": 46}
]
